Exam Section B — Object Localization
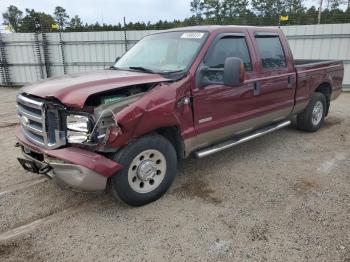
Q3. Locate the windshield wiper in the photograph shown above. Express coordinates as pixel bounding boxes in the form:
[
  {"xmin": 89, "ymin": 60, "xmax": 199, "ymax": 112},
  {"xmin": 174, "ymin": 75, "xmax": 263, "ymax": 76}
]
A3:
[
  {"xmin": 160, "ymin": 69, "xmax": 184, "ymax": 74},
  {"xmin": 126, "ymin": 66, "xmax": 183, "ymax": 75},
  {"xmin": 128, "ymin": 66, "xmax": 156, "ymax": 74},
  {"xmin": 109, "ymin": 65, "xmax": 119, "ymax": 70}
]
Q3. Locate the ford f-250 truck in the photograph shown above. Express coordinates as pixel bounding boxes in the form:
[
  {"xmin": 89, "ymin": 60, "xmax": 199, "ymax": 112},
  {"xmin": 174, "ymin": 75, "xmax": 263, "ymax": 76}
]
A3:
[{"xmin": 15, "ymin": 26, "xmax": 344, "ymax": 206}]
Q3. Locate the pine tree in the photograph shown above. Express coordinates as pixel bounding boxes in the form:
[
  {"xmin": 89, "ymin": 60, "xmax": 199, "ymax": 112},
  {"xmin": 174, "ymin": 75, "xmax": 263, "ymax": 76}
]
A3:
[
  {"xmin": 190, "ymin": 0, "xmax": 204, "ymax": 20},
  {"xmin": 54, "ymin": 6, "xmax": 69, "ymax": 29},
  {"xmin": 203, "ymin": 0, "xmax": 222, "ymax": 20},
  {"xmin": 222, "ymin": 0, "xmax": 250, "ymax": 17}
]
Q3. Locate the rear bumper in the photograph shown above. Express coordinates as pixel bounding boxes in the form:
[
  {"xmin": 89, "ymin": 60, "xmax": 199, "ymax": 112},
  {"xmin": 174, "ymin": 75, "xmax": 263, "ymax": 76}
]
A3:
[{"xmin": 15, "ymin": 126, "xmax": 123, "ymax": 191}]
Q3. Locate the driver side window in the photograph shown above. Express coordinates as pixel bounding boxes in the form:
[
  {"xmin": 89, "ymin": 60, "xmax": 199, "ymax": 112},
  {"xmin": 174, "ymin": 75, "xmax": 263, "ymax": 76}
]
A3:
[{"xmin": 204, "ymin": 36, "xmax": 252, "ymax": 83}]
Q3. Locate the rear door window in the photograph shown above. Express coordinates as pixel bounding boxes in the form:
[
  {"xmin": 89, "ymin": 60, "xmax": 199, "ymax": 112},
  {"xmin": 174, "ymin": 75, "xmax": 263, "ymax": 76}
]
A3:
[{"xmin": 255, "ymin": 36, "xmax": 286, "ymax": 69}]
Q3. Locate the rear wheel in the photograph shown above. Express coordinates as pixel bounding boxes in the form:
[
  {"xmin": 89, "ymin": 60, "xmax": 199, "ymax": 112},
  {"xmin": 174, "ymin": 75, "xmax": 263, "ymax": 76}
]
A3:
[
  {"xmin": 110, "ymin": 134, "xmax": 177, "ymax": 206},
  {"xmin": 296, "ymin": 92, "xmax": 326, "ymax": 132}
]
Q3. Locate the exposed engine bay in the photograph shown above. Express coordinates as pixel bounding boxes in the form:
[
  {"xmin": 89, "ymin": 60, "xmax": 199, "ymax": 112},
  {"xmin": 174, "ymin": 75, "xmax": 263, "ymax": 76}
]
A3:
[
  {"xmin": 85, "ymin": 83, "xmax": 155, "ymax": 107},
  {"xmin": 81, "ymin": 83, "xmax": 159, "ymax": 149}
]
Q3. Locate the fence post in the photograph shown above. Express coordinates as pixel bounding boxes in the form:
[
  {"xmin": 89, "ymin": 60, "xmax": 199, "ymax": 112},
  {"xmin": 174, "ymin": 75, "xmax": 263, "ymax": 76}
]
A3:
[
  {"xmin": 33, "ymin": 32, "xmax": 45, "ymax": 80},
  {"xmin": 42, "ymin": 33, "xmax": 51, "ymax": 78},
  {"xmin": 123, "ymin": 17, "xmax": 128, "ymax": 52},
  {"xmin": 58, "ymin": 31, "xmax": 67, "ymax": 74},
  {"xmin": 0, "ymin": 32, "xmax": 11, "ymax": 86}
]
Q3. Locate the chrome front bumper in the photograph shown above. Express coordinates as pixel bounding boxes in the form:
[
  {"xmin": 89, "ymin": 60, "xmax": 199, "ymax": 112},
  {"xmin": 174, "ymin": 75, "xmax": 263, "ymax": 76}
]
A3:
[
  {"xmin": 19, "ymin": 146, "xmax": 108, "ymax": 192},
  {"xmin": 50, "ymin": 162, "xmax": 107, "ymax": 191}
]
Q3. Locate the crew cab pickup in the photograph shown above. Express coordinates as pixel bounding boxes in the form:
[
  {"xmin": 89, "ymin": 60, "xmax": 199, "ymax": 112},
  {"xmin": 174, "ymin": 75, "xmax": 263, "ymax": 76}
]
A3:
[{"xmin": 15, "ymin": 26, "xmax": 344, "ymax": 206}]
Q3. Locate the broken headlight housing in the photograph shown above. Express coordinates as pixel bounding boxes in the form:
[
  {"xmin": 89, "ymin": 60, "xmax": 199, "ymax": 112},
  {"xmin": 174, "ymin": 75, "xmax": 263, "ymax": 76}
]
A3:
[
  {"xmin": 66, "ymin": 114, "xmax": 92, "ymax": 143},
  {"xmin": 92, "ymin": 110, "xmax": 122, "ymax": 146},
  {"xmin": 66, "ymin": 110, "xmax": 122, "ymax": 146}
]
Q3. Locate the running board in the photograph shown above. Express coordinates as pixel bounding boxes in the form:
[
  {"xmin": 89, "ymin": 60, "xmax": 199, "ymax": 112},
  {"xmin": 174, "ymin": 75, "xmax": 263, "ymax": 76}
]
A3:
[{"xmin": 194, "ymin": 120, "xmax": 291, "ymax": 159}]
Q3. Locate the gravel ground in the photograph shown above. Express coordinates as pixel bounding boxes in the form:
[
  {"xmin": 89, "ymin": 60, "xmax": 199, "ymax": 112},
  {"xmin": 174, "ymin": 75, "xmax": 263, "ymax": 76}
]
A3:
[{"xmin": 0, "ymin": 87, "xmax": 349, "ymax": 262}]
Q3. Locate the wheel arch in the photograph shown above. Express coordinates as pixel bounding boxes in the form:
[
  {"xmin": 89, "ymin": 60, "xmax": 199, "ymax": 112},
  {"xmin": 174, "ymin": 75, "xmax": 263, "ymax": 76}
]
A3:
[
  {"xmin": 314, "ymin": 82, "xmax": 332, "ymax": 116},
  {"xmin": 154, "ymin": 126, "xmax": 185, "ymax": 160}
]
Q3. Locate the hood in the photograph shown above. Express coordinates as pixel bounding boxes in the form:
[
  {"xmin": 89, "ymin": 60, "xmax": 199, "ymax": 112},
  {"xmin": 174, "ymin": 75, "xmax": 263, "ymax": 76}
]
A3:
[{"xmin": 21, "ymin": 70, "xmax": 170, "ymax": 108}]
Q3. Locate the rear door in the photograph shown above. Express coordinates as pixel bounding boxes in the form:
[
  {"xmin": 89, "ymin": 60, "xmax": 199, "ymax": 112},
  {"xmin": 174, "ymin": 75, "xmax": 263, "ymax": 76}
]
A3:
[{"xmin": 248, "ymin": 30, "xmax": 296, "ymax": 120}]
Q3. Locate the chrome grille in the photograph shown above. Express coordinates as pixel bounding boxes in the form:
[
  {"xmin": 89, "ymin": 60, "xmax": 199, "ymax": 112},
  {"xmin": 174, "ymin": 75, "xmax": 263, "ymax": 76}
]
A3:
[{"xmin": 16, "ymin": 94, "xmax": 66, "ymax": 149}]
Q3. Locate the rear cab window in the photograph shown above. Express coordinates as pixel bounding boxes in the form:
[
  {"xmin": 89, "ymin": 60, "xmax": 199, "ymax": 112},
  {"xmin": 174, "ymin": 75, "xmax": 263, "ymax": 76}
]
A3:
[{"xmin": 255, "ymin": 33, "xmax": 287, "ymax": 70}]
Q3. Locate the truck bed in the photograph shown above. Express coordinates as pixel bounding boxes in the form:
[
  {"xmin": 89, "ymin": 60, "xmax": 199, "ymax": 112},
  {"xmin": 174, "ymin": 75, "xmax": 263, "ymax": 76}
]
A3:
[
  {"xmin": 294, "ymin": 59, "xmax": 344, "ymax": 107},
  {"xmin": 294, "ymin": 59, "xmax": 342, "ymax": 70}
]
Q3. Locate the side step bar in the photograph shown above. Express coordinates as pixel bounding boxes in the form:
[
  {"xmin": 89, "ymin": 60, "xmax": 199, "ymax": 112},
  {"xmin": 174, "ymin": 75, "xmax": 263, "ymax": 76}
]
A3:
[{"xmin": 194, "ymin": 120, "xmax": 291, "ymax": 159}]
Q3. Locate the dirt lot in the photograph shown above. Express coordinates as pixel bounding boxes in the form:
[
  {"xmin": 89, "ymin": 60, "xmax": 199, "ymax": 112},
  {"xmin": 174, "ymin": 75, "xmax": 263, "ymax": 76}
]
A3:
[{"xmin": 0, "ymin": 87, "xmax": 349, "ymax": 262}]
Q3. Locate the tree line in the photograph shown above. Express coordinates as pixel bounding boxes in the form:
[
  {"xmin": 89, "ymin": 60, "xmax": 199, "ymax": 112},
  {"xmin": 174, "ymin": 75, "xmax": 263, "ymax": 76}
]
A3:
[
  {"xmin": 2, "ymin": 1, "xmax": 350, "ymax": 33},
  {"xmin": 190, "ymin": 0, "xmax": 350, "ymax": 25}
]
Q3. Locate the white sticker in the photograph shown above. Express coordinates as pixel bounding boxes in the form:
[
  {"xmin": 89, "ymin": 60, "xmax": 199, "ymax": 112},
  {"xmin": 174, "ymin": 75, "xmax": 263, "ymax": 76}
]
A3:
[{"xmin": 181, "ymin": 32, "xmax": 204, "ymax": 39}]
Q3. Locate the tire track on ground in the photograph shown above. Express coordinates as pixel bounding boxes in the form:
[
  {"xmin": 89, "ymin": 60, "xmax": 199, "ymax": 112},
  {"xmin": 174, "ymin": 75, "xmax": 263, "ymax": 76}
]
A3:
[
  {"xmin": 0, "ymin": 178, "xmax": 47, "ymax": 197},
  {"xmin": 0, "ymin": 199, "xmax": 109, "ymax": 242}
]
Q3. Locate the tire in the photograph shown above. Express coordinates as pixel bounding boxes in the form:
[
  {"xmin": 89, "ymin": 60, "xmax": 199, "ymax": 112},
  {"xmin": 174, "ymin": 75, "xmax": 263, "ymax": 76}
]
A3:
[
  {"xmin": 296, "ymin": 92, "xmax": 327, "ymax": 132},
  {"xmin": 110, "ymin": 134, "xmax": 177, "ymax": 206}
]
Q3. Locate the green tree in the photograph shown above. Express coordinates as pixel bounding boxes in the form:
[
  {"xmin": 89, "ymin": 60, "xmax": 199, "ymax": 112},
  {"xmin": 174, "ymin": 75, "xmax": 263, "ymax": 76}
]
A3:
[
  {"xmin": 2, "ymin": 5, "xmax": 23, "ymax": 32},
  {"xmin": 203, "ymin": 0, "xmax": 222, "ymax": 20},
  {"xmin": 328, "ymin": 0, "xmax": 347, "ymax": 10},
  {"xmin": 285, "ymin": 0, "xmax": 305, "ymax": 14},
  {"xmin": 222, "ymin": 0, "xmax": 249, "ymax": 17},
  {"xmin": 19, "ymin": 9, "xmax": 55, "ymax": 33},
  {"xmin": 252, "ymin": 0, "xmax": 288, "ymax": 17},
  {"xmin": 251, "ymin": 0, "xmax": 267, "ymax": 16},
  {"xmin": 190, "ymin": 0, "xmax": 204, "ymax": 21},
  {"xmin": 54, "ymin": 6, "xmax": 69, "ymax": 29},
  {"xmin": 68, "ymin": 15, "xmax": 83, "ymax": 31}
]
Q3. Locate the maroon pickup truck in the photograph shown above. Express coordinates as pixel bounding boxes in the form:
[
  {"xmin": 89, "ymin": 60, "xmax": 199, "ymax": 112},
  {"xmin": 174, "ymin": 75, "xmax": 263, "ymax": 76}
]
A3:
[{"xmin": 16, "ymin": 26, "xmax": 344, "ymax": 206}]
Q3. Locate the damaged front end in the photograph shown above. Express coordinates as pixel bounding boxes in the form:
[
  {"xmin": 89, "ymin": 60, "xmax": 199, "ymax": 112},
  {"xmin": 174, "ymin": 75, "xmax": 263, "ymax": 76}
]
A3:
[
  {"xmin": 16, "ymin": 82, "xmax": 159, "ymax": 191},
  {"xmin": 65, "ymin": 82, "xmax": 157, "ymax": 151}
]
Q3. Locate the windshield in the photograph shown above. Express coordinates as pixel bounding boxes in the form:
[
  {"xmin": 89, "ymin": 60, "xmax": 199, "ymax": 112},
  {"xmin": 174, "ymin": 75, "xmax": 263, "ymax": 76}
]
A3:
[{"xmin": 114, "ymin": 31, "xmax": 208, "ymax": 73}]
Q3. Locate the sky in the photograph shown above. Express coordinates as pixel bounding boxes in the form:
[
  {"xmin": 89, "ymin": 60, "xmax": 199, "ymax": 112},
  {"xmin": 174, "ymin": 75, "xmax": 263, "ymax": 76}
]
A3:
[
  {"xmin": 0, "ymin": 0, "xmax": 324, "ymax": 27},
  {"xmin": 0, "ymin": 0, "xmax": 194, "ymax": 25}
]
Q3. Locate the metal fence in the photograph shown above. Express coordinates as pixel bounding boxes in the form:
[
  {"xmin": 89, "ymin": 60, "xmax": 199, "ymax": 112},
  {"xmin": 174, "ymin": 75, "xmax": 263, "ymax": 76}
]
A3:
[
  {"xmin": 282, "ymin": 24, "xmax": 350, "ymax": 90},
  {"xmin": 0, "ymin": 24, "xmax": 349, "ymax": 90},
  {"xmin": 0, "ymin": 30, "xmax": 158, "ymax": 85}
]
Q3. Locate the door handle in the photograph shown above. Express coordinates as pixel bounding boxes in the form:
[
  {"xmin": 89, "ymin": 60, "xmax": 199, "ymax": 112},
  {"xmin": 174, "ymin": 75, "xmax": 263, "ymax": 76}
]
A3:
[
  {"xmin": 288, "ymin": 76, "xmax": 294, "ymax": 88},
  {"xmin": 253, "ymin": 82, "xmax": 261, "ymax": 96}
]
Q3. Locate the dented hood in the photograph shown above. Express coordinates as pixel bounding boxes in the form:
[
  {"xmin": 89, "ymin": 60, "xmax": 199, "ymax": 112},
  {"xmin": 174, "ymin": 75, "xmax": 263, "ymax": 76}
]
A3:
[{"xmin": 21, "ymin": 70, "xmax": 169, "ymax": 108}]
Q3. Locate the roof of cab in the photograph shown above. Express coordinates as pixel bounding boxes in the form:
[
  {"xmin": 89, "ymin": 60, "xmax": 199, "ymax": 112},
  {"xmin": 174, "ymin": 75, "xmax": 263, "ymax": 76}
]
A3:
[{"xmin": 164, "ymin": 25, "xmax": 279, "ymax": 33}]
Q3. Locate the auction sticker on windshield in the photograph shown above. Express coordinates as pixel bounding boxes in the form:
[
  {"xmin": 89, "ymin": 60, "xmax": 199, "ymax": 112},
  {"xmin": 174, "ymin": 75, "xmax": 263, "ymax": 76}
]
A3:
[{"xmin": 181, "ymin": 32, "xmax": 205, "ymax": 39}]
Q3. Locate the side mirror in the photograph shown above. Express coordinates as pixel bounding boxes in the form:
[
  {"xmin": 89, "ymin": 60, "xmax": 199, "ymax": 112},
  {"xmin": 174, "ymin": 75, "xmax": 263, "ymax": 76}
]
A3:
[
  {"xmin": 115, "ymin": 57, "xmax": 120, "ymax": 63},
  {"xmin": 223, "ymin": 57, "xmax": 245, "ymax": 86}
]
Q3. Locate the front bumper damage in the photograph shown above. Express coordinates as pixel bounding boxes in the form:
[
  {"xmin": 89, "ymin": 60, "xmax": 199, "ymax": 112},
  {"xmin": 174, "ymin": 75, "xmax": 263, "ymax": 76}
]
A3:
[{"xmin": 15, "ymin": 126, "xmax": 123, "ymax": 192}]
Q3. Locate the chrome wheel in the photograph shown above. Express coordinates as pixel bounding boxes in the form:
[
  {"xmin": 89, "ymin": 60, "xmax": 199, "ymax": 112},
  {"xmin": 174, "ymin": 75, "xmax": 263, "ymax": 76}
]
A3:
[
  {"xmin": 128, "ymin": 149, "xmax": 167, "ymax": 193},
  {"xmin": 312, "ymin": 101, "xmax": 323, "ymax": 126}
]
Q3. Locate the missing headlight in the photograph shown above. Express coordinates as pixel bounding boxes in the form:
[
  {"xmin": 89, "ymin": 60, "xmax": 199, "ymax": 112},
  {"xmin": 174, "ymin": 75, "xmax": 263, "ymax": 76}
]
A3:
[{"xmin": 90, "ymin": 108, "xmax": 122, "ymax": 145}]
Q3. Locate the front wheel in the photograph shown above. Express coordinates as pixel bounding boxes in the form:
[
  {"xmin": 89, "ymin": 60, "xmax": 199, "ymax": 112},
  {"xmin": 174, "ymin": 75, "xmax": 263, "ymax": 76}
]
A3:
[
  {"xmin": 296, "ymin": 92, "xmax": 327, "ymax": 132},
  {"xmin": 110, "ymin": 134, "xmax": 177, "ymax": 206}
]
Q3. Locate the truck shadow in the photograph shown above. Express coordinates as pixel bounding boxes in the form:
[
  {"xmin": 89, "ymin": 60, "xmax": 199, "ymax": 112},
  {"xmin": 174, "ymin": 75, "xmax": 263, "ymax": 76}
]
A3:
[{"xmin": 172, "ymin": 127, "xmax": 297, "ymax": 203}]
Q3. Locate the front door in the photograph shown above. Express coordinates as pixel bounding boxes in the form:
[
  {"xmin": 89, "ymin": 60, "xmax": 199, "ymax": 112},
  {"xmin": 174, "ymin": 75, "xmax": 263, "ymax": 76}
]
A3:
[{"xmin": 192, "ymin": 31, "xmax": 262, "ymax": 149}]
